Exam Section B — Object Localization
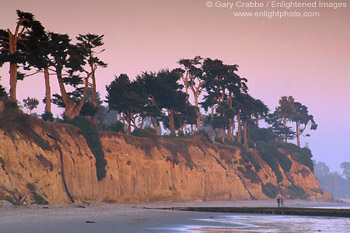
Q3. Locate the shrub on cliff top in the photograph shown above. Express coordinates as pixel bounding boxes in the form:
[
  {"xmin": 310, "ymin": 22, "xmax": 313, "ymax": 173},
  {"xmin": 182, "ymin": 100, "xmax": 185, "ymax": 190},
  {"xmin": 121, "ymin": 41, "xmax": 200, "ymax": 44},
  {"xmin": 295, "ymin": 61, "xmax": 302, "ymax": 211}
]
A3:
[
  {"xmin": 277, "ymin": 142, "xmax": 314, "ymax": 172},
  {"xmin": 131, "ymin": 127, "xmax": 156, "ymax": 138},
  {"xmin": 109, "ymin": 121, "xmax": 124, "ymax": 133},
  {"xmin": 0, "ymin": 101, "xmax": 52, "ymax": 151},
  {"xmin": 68, "ymin": 116, "xmax": 107, "ymax": 180}
]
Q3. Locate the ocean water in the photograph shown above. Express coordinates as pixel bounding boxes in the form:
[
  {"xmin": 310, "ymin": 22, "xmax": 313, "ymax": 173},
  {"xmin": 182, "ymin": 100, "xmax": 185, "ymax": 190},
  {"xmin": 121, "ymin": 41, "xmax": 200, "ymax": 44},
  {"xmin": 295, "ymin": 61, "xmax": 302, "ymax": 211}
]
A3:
[{"xmin": 169, "ymin": 213, "xmax": 350, "ymax": 233}]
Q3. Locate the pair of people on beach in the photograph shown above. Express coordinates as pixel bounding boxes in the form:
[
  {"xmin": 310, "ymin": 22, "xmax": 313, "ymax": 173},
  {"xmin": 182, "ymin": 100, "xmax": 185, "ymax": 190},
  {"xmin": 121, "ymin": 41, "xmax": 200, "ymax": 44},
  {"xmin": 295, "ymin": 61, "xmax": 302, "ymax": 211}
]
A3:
[{"xmin": 277, "ymin": 195, "xmax": 284, "ymax": 207}]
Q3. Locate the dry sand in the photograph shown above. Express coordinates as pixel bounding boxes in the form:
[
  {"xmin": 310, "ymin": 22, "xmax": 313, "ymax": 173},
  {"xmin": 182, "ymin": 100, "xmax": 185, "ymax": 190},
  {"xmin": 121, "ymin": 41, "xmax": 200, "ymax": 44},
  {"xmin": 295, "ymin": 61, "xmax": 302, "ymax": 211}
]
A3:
[{"xmin": 0, "ymin": 199, "xmax": 349, "ymax": 233}]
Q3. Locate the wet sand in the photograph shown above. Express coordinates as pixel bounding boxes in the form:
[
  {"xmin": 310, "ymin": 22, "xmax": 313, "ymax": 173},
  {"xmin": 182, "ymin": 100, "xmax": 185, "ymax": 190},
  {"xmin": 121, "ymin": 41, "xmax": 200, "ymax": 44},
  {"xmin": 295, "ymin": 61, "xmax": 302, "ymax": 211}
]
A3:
[{"xmin": 0, "ymin": 199, "xmax": 349, "ymax": 233}]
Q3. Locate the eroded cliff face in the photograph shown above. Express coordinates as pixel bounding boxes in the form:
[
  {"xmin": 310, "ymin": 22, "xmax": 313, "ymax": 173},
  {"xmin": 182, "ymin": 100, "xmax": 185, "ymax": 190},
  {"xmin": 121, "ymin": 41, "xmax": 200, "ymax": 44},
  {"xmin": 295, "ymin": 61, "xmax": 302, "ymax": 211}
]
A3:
[{"xmin": 0, "ymin": 117, "xmax": 332, "ymax": 205}]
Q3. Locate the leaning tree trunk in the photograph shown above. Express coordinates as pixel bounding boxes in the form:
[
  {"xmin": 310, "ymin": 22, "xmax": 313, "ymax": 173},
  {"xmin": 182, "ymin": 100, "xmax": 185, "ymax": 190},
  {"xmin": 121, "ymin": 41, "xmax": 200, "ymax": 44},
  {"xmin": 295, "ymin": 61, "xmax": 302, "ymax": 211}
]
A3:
[
  {"xmin": 8, "ymin": 31, "xmax": 18, "ymax": 102},
  {"xmin": 44, "ymin": 67, "xmax": 51, "ymax": 114},
  {"xmin": 91, "ymin": 65, "xmax": 98, "ymax": 127},
  {"xmin": 56, "ymin": 69, "xmax": 90, "ymax": 119},
  {"xmin": 9, "ymin": 63, "xmax": 18, "ymax": 102},
  {"xmin": 194, "ymin": 95, "xmax": 201, "ymax": 131}
]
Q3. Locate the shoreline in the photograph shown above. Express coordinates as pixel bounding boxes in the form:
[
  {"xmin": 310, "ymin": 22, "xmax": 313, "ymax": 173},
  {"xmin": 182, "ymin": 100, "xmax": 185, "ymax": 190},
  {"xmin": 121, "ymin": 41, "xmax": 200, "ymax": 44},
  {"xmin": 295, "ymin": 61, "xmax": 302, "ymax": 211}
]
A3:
[{"xmin": 1, "ymin": 199, "xmax": 349, "ymax": 233}]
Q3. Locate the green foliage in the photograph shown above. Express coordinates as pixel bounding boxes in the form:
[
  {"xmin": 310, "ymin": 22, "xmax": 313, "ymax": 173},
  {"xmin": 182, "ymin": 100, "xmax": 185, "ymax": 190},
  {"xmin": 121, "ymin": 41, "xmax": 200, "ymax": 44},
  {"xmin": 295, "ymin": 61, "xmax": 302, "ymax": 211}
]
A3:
[
  {"xmin": 109, "ymin": 121, "xmax": 124, "ymax": 133},
  {"xmin": 23, "ymin": 97, "xmax": 39, "ymax": 113},
  {"xmin": 131, "ymin": 127, "xmax": 156, "ymax": 138},
  {"xmin": 68, "ymin": 116, "xmax": 106, "ymax": 180},
  {"xmin": 0, "ymin": 101, "xmax": 52, "ymax": 151},
  {"xmin": 41, "ymin": 111, "xmax": 54, "ymax": 121},
  {"xmin": 249, "ymin": 127, "xmax": 278, "ymax": 143},
  {"xmin": 31, "ymin": 191, "xmax": 49, "ymax": 204},
  {"xmin": 261, "ymin": 182, "xmax": 280, "ymax": 198},
  {"xmin": 0, "ymin": 78, "xmax": 7, "ymax": 98},
  {"xmin": 277, "ymin": 142, "xmax": 314, "ymax": 172}
]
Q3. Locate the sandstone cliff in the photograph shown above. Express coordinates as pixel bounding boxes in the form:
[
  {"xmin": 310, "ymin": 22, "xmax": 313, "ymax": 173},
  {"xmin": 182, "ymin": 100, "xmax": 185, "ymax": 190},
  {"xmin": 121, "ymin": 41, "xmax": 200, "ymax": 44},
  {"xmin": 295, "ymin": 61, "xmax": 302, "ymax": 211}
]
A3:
[{"xmin": 0, "ymin": 114, "xmax": 332, "ymax": 205}]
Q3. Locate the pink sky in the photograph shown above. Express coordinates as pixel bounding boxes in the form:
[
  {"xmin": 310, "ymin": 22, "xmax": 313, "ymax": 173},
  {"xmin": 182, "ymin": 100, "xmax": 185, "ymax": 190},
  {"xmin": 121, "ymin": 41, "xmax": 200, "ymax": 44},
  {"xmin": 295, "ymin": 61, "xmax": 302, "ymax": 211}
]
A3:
[{"xmin": 1, "ymin": 0, "xmax": 349, "ymax": 172}]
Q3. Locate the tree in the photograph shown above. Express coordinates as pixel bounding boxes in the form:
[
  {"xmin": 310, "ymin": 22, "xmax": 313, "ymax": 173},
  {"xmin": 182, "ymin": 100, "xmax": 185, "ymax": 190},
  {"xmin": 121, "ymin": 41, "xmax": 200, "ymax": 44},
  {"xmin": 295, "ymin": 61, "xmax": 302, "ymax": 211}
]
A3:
[
  {"xmin": 271, "ymin": 96, "xmax": 297, "ymax": 142},
  {"xmin": 293, "ymin": 101, "xmax": 317, "ymax": 147},
  {"xmin": 275, "ymin": 96, "xmax": 296, "ymax": 128},
  {"xmin": 24, "ymin": 20, "xmax": 53, "ymax": 115},
  {"xmin": 341, "ymin": 162, "xmax": 350, "ymax": 180},
  {"xmin": 177, "ymin": 56, "xmax": 204, "ymax": 131},
  {"xmin": 135, "ymin": 72, "xmax": 163, "ymax": 134},
  {"xmin": 202, "ymin": 59, "xmax": 248, "ymax": 142},
  {"xmin": 76, "ymin": 34, "xmax": 107, "ymax": 126},
  {"xmin": 236, "ymin": 94, "xmax": 268, "ymax": 149},
  {"xmin": 0, "ymin": 10, "xmax": 42, "ymax": 102},
  {"xmin": 266, "ymin": 113, "xmax": 296, "ymax": 142},
  {"xmin": 49, "ymin": 33, "xmax": 92, "ymax": 119},
  {"xmin": 210, "ymin": 102, "xmax": 232, "ymax": 142},
  {"xmin": 155, "ymin": 70, "xmax": 186, "ymax": 135},
  {"xmin": 313, "ymin": 161, "xmax": 330, "ymax": 178},
  {"xmin": 106, "ymin": 74, "xmax": 146, "ymax": 134},
  {"xmin": 23, "ymin": 97, "xmax": 39, "ymax": 114}
]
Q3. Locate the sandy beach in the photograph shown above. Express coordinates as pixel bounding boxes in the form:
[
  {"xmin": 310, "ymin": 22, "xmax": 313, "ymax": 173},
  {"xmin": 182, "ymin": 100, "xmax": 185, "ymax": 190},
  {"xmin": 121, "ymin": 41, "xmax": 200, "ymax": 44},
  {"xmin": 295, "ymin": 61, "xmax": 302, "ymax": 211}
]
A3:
[{"xmin": 1, "ymin": 199, "xmax": 350, "ymax": 233}]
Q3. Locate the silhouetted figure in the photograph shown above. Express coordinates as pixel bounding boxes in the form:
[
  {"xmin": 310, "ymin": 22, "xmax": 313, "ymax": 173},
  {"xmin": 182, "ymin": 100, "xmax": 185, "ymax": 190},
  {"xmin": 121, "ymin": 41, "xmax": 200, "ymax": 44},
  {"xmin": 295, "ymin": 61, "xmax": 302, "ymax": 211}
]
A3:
[{"xmin": 277, "ymin": 197, "xmax": 281, "ymax": 207}]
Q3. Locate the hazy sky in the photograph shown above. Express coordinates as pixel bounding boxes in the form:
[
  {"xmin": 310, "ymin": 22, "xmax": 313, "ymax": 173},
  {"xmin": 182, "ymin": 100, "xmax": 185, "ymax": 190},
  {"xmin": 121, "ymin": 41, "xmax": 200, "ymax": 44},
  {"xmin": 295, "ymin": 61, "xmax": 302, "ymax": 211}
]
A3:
[{"xmin": 1, "ymin": 0, "xmax": 349, "ymax": 172}]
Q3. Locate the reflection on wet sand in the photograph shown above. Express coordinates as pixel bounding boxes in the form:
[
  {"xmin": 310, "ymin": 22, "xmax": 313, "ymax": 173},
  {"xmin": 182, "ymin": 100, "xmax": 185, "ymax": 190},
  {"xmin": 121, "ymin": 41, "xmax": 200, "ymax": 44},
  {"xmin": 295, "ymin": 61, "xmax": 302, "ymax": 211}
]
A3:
[{"xmin": 183, "ymin": 214, "xmax": 350, "ymax": 233}]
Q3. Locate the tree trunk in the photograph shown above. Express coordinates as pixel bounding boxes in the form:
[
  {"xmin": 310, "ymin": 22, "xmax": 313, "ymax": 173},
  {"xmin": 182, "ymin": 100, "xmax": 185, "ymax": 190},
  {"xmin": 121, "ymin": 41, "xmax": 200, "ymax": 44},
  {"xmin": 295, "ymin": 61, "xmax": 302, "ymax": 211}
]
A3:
[
  {"xmin": 210, "ymin": 105, "xmax": 214, "ymax": 139},
  {"xmin": 283, "ymin": 117, "xmax": 288, "ymax": 142},
  {"xmin": 122, "ymin": 112, "xmax": 126, "ymax": 133},
  {"xmin": 44, "ymin": 67, "xmax": 51, "ymax": 114},
  {"xmin": 237, "ymin": 114, "xmax": 242, "ymax": 144},
  {"xmin": 151, "ymin": 96, "xmax": 159, "ymax": 135},
  {"xmin": 243, "ymin": 120, "xmax": 248, "ymax": 150},
  {"xmin": 127, "ymin": 114, "xmax": 131, "ymax": 134},
  {"xmin": 169, "ymin": 108, "xmax": 175, "ymax": 135},
  {"xmin": 194, "ymin": 95, "xmax": 201, "ymax": 131},
  {"xmin": 296, "ymin": 120, "xmax": 301, "ymax": 147},
  {"xmin": 56, "ymin": 68, "xmax": 91, "ymax": 119},
  {"xmin": 9, "ymin": 63, "xmax": 18, "ymax": 102},
  {"xmin": 91, "ymin": 65, "xmax": 98, "ymax": 127},
  {"xmin": 222, "ymin": 128, "xmax": 225, "ymax": 143},
  {"xmin": 153, "ymin": 118, "xmax": 159, "ymax": 135}
]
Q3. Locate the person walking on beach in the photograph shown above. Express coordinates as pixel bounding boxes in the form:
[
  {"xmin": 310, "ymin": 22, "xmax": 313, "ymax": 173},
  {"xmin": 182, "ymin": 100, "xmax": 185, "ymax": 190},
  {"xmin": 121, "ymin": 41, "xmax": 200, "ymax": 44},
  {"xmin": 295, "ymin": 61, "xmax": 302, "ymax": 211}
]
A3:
[{"xmin": 277, "ymin": 196, "xmax": 281, "ymax": 207}]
